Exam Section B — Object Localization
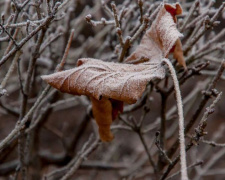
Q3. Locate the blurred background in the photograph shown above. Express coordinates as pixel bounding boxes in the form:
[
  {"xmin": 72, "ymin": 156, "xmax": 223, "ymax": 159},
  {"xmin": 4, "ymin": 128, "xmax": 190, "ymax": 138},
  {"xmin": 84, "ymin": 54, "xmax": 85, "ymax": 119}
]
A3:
[{"xmin": 0, "ymin": 0, "xmax": 225, "ymax": 179}]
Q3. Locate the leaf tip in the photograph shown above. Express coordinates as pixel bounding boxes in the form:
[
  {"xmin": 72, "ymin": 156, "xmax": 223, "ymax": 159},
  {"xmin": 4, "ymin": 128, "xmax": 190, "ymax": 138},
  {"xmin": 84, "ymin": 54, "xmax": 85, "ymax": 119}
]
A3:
[
  {"xmin": 41, "ymin": 75, "xmax": 48, "ymax": 81},
  {"xmin": 99, "ymin": 127, "xmax": 114, "ymax": 142}
]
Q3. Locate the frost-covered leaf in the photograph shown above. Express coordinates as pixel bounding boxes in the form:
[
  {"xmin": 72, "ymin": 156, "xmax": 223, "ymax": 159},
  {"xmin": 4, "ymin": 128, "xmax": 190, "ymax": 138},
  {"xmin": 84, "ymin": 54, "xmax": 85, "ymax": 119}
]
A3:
[
  {"xmin": 42, "ymin": 58, "xmax": 165, "ymax": 104},
  {"xmin": 125, "ymin": 3, "xmax": 187, "ymax": 69},
  {"xmin": 41, "ymin": 3, "xmax": 185, "ymax": 142},
  {"xmin": 42, "ymin": 58, "xmax": 165, "ymax": 141}
]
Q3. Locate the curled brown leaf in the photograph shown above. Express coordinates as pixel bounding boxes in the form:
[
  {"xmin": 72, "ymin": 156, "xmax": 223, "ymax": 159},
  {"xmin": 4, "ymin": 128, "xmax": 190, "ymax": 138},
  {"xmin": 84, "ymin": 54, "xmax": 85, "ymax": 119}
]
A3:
[
  {"xmin": 42, "ymin": 58, "xmax": 165, "ymax": 104},
  {"xmin": 91, "ymin": 97, "xmax": 114, "ymax": 142},
  {"xmin": 125, "ymin": 3, "xmax": 187, "ymax": 69},
  {"xmin": 41, "ymin": 3, "xmax": 186, "ymax": 142},
  {"xmin": 42, "ymin": 58, "xmax": 165, "ymax": 141}
]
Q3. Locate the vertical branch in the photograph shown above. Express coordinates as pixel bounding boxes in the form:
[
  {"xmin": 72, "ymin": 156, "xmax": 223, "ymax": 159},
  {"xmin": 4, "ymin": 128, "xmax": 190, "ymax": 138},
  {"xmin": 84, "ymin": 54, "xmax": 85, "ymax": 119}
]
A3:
[
  {"xmin": 157, "ymin": 92, "xmax": 168, "ymax": 169},
  {"xmin": 159, "ymin": 94, "xmax": 167, "ymax": 149},
  {"xmin": 0, "ymin": 50, "xmax": 22, "ymax": 90},
  {"xmin": 60, "ymin": 136, "xmax": 100, "ymax": 180},
  {"xmin": 4, "ymin": 28, "xmax": 19, "ymax": 55},
  {"xmin": 163, "ymin": 58, "xmax": 188, "ymax": 180},
  {"xmin": 119, "ymin": 36, "xmax": 130, "ymax": 62},
  {"xmin": 57, "ymin": 29, "xmax": 74, "ymax": 71},
  {"xmin": 111, "ymin": 2, "xmax": 124, "ymax": 47},
  {"xmin": 18, "ymin": 29, "xmax": 47, "ymax": 180},
  {"xmin": 138, "ymin": 132, "xmax": 157, "ymax": 174},
  {"xmin": 138, "ymin": 0, "xmax": 143, "ymax": 24},
  {"xmin": 167, "ymin": 60, "xmax": 225, "ymax": 161},
  {"xmin": 180, "ymin": 0, "xmax": 199, "ymax": 32}
]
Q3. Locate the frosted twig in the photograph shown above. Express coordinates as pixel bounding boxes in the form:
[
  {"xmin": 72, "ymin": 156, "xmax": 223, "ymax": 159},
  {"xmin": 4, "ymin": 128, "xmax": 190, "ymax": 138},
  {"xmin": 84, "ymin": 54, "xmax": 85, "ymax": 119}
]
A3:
[
  {"xmin": 185, "ymin": 11, "xmax": 208, "ymax": 29},
  {"xmin": 39, "ymin": 32, "xmax": 63, "ymax": 54},
  {"xmin": 110, "ymin": 124, "xmax": 133, "ymax": 131},
  {"xmin": 57, "ymin": 29, "xmax": 74, "ymax": 71},
  {"xmin": 138, "ymin": 0, "xmax": 144, "ymax": 24},
  {"xmin": 204, "ymin": 56, "xmax": 224, "ymax": 63},
  {"xmin": 130, "ymin": 16, "xmax": 149, "ymax": 44},
  {"xmin": 163, "ymin": 58, "xmax": 188, "ymax": 180},
  {"xmin": 142, "ymin": 79, "xmax": 209, "ymax": 134},
  {"xmin": 194, "ymin": 43, "xmax": 225, "ymax": 60},
  {"xmin": 0, "ymin": 23, "xmax": 18, "ymax": 47},
  {"xmin": 119, "ymin": 36, "xmax": 130, "ymax": 62},
  {"xmin": 101, "ymin": 0, "xmax": 113, "ymax": 17},
  {"xmin": 111, "ymin": 2, "xmax": 124, "ymax": 46},
  {"xmin": 118, "ymin": 6, "xmax": 127, "ymax": 21},
  {"xmin": 85, "ymin": 15, "xmax": 115, "ymax": 26},
  {"xmin": 0, "ymin": 25, "xmax": 72, "ymax": 152},
  {"xmin": 129, "ymin": 3, "xmax": 160, "ymax": 45},
  {"xmin": 4, "ymin": 19, "xmax": 44, "ymax": 28},
  {"xmin": 197, "ymin": 29, "xmax": 225, "ymax": 54},
  {"xmin": 46, "ymin": 0, "xmax": 51, "ymax": 16},
  {"xmin": 0, "ymin": 3, "xmax": 60, "ymax": 67},
  {"xmin": 185, "ymin": 0, "xmax": 215, "ymax": 29},
  {"xmin": 184, "ymin": 3, "xmax": 225, "ymax": 55},
  {"xmin": 4, "ymin": 28, "xmax": 19, "ymax": 55},
  {"xmin": 0, "ymin": 85, "xmax": 51, "ymax": 152},
  {"xmin": 58, "ymin": 0, "xmax": 71, "ymax": 12},
  {"xmin": 138, "ymin": 130, "xmax": 157, "ymax": 174},
  {"xmin": 166, "ymin": 161, "xmax": 203, "ymax": 180},
  {"xmin": 199, "ymin": 92, "xmax": 222, "ymax": 125},
  {"xmin": 193, "ymin": 148, "xmax": 225, "ymax": 180},
  {"xmin": 202, "ymin": 140, "xmax": 225, "ymax": 147},
  {"xmin": 183, "ymin": 16, "xmax": 209, "ymax": 55},
  {"xmin": 0, "ymin": 51, "xmax": 22, "ymax": 90},
  {"xmin": 0, "ymin": 100, "xmax": 19, "ymax": 116},
  {"xmin": 186, "ymin": 42, "xmax": 225, "ymax": 64},
  {"xmin": 59, "ymin": 136, "xmax": 100, "ymax": 180},
  {"xmin": 201, "ymin": 70, "xmax": 225, "ymax": 80},
  {"xmin": 155, "ymin": 132, "xmax": 172, "ymax": 165},
  {"xmin": 166, "ymin": 60, "xmax": 225, "ymax": 163},
  {"xmin": 180, "ymin": 0, "xmax": 199, "ymax": 32}
]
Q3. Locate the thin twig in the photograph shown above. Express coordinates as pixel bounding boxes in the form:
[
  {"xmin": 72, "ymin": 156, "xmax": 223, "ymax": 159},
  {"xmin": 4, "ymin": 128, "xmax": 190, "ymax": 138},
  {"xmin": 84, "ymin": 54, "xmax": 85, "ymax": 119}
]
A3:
[
  {"xmin": 180, "ymin": 0, "xmax": 199, "ymax": 32},
  {"xmin": 155, "ymin": 132, "xmax": 172, "ymax": 165},
  {"xmin": 57, "ymin": 29, "xmax": 74, "ymax": 71},
  {"xmin": 59, "ymin": 136, "xmax": 100, "ymax": 180},
  {"xmin": 167, "ymin": 60, "xmax": 225, "ymax": 159},
  {"xmin": 111, "ymin": 2, "xmax": 124, "ymax": 47},
  {"xmin": 166, "ymin": 161, "xmax": 203, "ymax": 180},
  {"xmin": 201, "ymin": 140, "xmax": 225, "ymax": 147},
  {"xmin": 0, "ymin": 51, "xmax": 22, "ymax": 90},
  {"xmin": 0, "ymin": 23, "xmax": 18, "ymax": 47},
  {"xmin": 0, "ymin": 26, "xmax": 72, "ymax": 152},
  {"xmin": 0, "ymin": 3, "xmax": 60, "ymax": 67}
]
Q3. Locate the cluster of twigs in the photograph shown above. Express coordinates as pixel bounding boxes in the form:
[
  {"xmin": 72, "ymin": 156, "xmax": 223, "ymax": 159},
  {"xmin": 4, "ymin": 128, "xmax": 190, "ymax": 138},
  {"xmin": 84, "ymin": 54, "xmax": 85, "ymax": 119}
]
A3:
[{"xmin": 0, "ymin": 0, "xmax": 225, "ymax": 179}]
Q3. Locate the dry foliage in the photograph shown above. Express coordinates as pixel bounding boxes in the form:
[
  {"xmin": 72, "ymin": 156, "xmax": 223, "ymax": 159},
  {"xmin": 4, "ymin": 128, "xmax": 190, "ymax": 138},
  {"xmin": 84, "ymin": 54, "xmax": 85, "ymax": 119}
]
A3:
[
  {"xmin": 125, "ymin": 3, "xmax": 186, "ymax": 69},
  {"xmin": 0, "ymin": 0, "xmax": 225, "ymax": 180},
  {"xmin": 42, "ymin": 58, "xmax": 165, "ymax": 141},
  {"xmin": 42, "ymin": 3, "xmax": 185, "ymax": 142}
]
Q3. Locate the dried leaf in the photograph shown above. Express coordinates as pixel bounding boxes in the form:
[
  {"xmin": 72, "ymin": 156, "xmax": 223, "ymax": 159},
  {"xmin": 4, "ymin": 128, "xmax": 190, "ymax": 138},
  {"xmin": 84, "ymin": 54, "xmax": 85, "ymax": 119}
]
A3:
[
  {"xmin": 91, "ymin": 97, "xmax": 114, "ymax": 142},
  {"xmin": 41, "ymin": 3, "xmax": 184, "ymax": 142},
  {"xmin": 42, "ymin": 58, "xmax": 165, "ymax": 141},
  {"xmin": 172, "ymin": 39, "xmax": 187, "ymax": 69},
  {"xmin": 164, "ymin": 3, "xmax": 182, "ymax": 22},
  {"xmin": 125, "ymin": 3, "xmax": 187, "ymax": 69},
  {"xmin": 42, "ymin": 58, "xmax": 165, "ymax": 104}
]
